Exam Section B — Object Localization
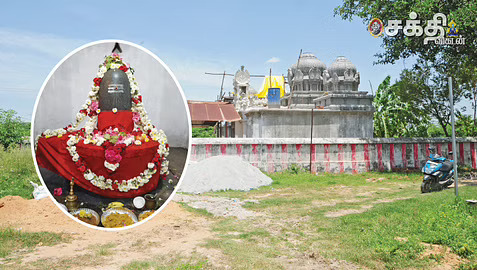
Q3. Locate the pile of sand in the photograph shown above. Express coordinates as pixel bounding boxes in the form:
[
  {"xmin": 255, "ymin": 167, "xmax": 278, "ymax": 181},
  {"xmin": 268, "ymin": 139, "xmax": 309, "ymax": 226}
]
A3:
[{"xmin": 178, "ymin": 156, "xmax": 273, "ymax": 194}]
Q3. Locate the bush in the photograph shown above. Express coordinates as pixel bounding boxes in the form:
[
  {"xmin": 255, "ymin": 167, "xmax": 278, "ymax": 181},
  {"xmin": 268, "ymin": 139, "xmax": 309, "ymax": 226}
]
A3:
[
  {"xmin": 0, "ymin": 109, "xmax": 29, "ymax": 150},
  {"xmin": 0, "ymin": 146, "xmax": 40, "ymax": 199},
  {"xmin": 192, "ymin": 127, "xmax": 215, "ymax": 138}
]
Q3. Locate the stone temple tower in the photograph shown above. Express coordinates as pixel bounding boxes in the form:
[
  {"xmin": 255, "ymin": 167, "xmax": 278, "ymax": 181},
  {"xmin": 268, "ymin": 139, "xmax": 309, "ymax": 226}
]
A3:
[{"xmin": 286, "ymin": 53, "xmax": 327, "ymax": 108}]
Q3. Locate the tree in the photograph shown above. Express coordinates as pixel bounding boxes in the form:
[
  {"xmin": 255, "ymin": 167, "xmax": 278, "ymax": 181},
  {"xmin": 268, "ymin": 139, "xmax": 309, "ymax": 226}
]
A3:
[
  {"xmin": 335, "ymin": 0, "xmax": 477, "ymax": 130},
  {"xmin": 334, "ymin": 0, "xmax": 477, "ymax": 67},
  {"xmin": 192, "ymin": 127, "xmax": 216, "ymax": 138},
  {"xmin": 392, "ymin": 59, "xmax": 466, "ymax": 137},
  {"xmin": 0, "ymin": 109, "xmax": 28, "ymax": 150},
  {"xmin": 373, "ymin": 76, "xmax": 430, "ymax": 138},
  {"xmin": 455, "ymin": 113, "xmax": 477, "ymax": 137}
]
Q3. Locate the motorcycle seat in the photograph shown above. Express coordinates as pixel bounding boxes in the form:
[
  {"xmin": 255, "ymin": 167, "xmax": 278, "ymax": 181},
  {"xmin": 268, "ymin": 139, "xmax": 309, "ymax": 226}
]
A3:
[{"xmin": 440, "ymin": 161, "xmax": 453, "ymax": 172}]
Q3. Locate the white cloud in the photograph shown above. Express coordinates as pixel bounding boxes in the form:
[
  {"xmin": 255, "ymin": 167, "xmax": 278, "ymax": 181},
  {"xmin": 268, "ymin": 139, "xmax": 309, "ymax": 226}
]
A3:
[
  {"xmin": 0, "ymin": 28, "xmax": 85, "ymax": 59},
  {"xmin": 266, "ymin": 57, "xmax": 280, "ymax": 63}
]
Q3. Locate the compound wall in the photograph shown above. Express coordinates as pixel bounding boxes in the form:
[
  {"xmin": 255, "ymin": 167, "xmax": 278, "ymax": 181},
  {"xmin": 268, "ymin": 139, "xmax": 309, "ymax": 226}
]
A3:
[{"xmin": 190, "ymin": 138, "xmax": 477, "ymax": 173}]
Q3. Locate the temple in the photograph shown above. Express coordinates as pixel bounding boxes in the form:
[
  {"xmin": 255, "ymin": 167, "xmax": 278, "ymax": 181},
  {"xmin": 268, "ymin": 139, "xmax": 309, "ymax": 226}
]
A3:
[{"xmin": 231, "ymin": 53, "xmax": 375, "ymax": 138}]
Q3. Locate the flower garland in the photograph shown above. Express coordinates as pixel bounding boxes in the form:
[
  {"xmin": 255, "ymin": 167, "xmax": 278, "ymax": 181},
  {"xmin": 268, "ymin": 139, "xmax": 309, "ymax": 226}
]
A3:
[{"xmin": 37, "ymin": 53, "xmax": 170, "ymax": 192}]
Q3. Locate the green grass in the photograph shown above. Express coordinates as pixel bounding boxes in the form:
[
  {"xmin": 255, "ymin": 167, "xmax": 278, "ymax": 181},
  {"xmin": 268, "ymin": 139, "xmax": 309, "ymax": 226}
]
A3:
[
  {"xmin": 207, "ymin": 171, "xmax": 421, "ymax": 200},
  {"xmin": 179, "ymin": 170, "xmax": 476, "ymax": 269},
  {"xmin": 121, "ymin": 253, "xmax": 210, "ymax": 270},
  {"xmin": 0, "ymin": 228, "xmax": 65, "ymax": 258},
  {"xmin": 0, "ymin": 147, "xmax": 40, "ymax": 199},
  {"xmin": 176, "ymin": 202, "xmax": 215, "ymax": 217},
  {"xmin": 321, "ymin": 187, "xmax": 477, "ymax": 269},
  {"xmin": 93, "ymin": 243, "xmax": 117, "ymax": 257}
]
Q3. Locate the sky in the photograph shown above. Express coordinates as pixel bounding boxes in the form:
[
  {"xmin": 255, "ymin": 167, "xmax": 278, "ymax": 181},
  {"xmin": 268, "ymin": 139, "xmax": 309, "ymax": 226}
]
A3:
[{"xmin": 0, "ymin": 0, "xmax": 471, "ymax": 121}]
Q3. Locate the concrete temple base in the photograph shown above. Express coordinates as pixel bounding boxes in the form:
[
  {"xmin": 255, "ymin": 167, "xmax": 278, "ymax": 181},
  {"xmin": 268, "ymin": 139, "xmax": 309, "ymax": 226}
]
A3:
[{"xmin": 240, "ymin": 107, "xmax": 373, "ymax": 138}]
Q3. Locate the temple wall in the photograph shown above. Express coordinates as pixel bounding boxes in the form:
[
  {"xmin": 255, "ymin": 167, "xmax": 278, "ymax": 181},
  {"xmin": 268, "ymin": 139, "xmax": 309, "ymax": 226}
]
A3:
[
  {"xmin": 242, "ymin": 108, "xmax": 373, "ymax": 138},
  {"xmin": 190, "ymin": 138, "xmax": 477, "ymax": 173}
]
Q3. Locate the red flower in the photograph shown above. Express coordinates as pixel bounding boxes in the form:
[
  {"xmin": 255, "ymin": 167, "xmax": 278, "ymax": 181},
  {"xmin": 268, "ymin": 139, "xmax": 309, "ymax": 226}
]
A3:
[
  {"xmin": 119, "ymin": 65, "xmax": 129, "ymax": 72},
  {"xmin": 79, "ymin": 165, "xmax": 86, "ymax": 172},
  {"xmin": 138, "ymin": 95, "xmax": 142, "ymax": 102},
  {"xmin": 105, "ymin": 148, "xmax": 122, "ymax": 163},
  {"xmin": 93, "ymin": 77, "xmax": 102, "ymax": 86},
  {"xmin": 53, "ymin": 188, "xmax": 63, "ymax": 196},
  {"xmin": 132, "ymin": 98, "xmax": 139, "ymax": 105},
  {"xmin": 166, "ymin": 144, "xmax": 169, "ymax": 148}
]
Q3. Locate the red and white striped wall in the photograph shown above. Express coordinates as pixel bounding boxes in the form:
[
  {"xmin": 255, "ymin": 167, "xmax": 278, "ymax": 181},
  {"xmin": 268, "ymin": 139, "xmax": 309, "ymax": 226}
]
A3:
[{"xmin": 190, "ymin": 138, "xmax": 477, "ymax": 173}]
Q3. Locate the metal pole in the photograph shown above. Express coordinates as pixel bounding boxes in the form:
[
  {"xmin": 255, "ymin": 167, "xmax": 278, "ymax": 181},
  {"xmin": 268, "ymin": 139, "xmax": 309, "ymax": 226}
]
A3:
[
  {"xmin": 269, "ymin": 68, "xmax": 272, "ymax": 88},
  {"xmin": 449, "ymin": 77, "xmax": 459, "ymax": 196},
  {"xmin": 219, "ymin": 71, "xmax": 226, "ymax": 101},
  {"xmin": 309, "ymin": 108, "xmax": 314, "ymax": 173}
]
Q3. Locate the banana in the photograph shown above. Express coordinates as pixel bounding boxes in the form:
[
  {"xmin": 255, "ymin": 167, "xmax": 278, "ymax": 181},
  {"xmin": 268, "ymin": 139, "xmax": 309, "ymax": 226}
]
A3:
[{"xmin": 108, "ymin": 202, "xmax": 124, "ymax": 209}]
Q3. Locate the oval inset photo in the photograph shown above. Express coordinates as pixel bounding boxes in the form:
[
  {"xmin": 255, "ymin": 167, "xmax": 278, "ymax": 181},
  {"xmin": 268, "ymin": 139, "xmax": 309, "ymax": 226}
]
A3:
[{"xmin": 32, "ymin": 40, "xmax": 191, "ymax": 230}]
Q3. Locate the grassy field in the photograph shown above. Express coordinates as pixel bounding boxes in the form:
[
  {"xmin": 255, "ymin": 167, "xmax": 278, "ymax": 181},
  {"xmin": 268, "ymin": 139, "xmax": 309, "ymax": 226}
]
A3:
[
  {"xmin": 183, "ymin": 171, "xmax": 477, "ymax": 269},
  {"xmin": 0, "ymin": 147, "xmax": 40, "ymax": 199},
  {"xmin": 0, "ymin": 228, "xmax": 66, "ymax": 259},
  {"xmin": 1, "ymin": 146, "xmax": 476, "ymax": 269}
]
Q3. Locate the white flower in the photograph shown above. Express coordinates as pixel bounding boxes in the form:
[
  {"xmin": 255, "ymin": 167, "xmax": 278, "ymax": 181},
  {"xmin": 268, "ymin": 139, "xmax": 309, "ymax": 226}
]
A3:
[
  {"xmin": 96, "ymin": 109, "xmax": 101, "ymax": 114},
  {"xmin": 84, "ymin": 172, "xmax": 94, "ymax": 181},
  {"xmin": 76, "ymin": 113, "xmax": 84, "ymax": 121},
  {"xmin": 112, "ymin": 108, "xmax": 118, "ymax": 113},
  {"xmin": 85, "ymin": 126, "xmax": 94, "ymax": 135},
  {"xmin": 148, "ymin": 163, "xmax": 155, "ymax": 169},
  {"xmin": 124, "ymin": 137, "xmax": 134, "ymax": 146},
  {"xmin": 95, "ymin": 137, "xmax": 105, "ymax": 146},
  {"xmin": 67, "ymin": 137, "xmax": 76, "ymax": 146},
  {"xmin": 104, "ymin": 161, "xmax": 120, "ymax": 171},
  {"xmin": 72, "ymin": 154, "xmax": 79, "ymax": 162},
  {"xmin": 134, "ymin": 140, "xmax": 142, "ymax": 145},
  {"xmin": 86, "ymin": 100, "xmax": 92, "ymax": 105}
]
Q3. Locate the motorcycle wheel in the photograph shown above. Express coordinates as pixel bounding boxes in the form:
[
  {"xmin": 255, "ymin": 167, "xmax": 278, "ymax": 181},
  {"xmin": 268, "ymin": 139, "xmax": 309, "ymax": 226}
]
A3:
[{"xmin": 421, "ymin": 181, "xmax": 432, "ymax": 193}]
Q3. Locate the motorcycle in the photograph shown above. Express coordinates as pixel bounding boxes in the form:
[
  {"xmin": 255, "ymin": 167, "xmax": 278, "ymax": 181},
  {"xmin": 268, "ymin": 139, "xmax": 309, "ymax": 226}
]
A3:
[{"xmin": 421, "ymin": 147, "xmax": 455, "ymax": 193}]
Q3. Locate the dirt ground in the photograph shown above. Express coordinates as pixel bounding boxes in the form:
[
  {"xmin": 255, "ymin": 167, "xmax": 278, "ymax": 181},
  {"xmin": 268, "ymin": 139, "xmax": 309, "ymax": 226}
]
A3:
[
  {"xmin": 0, "ymin": 195, "xmax": 357, "ymax": 270},
  {"xmin": 0, "ymin": 196, "xmax": 222, "ymax": 269},
  {"xmin": 1, "ymin": 178, "xmax": 475, "ymax": 269}
]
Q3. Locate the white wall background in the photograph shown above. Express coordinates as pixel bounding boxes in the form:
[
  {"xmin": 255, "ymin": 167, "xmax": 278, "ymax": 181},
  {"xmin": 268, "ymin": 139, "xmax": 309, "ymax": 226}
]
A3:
[{"xmin": 33, "ymin": 41, "xmax": 190, "ymax": 148}]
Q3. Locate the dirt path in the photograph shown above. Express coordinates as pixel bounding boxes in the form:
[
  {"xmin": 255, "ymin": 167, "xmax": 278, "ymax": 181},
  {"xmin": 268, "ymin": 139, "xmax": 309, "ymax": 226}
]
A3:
[{"xmin": 0, "ymin": 195, "xmax": 363, "ymax": 269}]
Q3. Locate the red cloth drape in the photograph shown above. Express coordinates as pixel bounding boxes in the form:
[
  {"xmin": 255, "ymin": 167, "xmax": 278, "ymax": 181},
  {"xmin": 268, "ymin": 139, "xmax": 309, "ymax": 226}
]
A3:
[
  {"xmin": 36, "ymin": 111, "xmax": 162, "ymax": 198},
  {"xmin": 98, "ymin": 111, "xmax": 134, "ymax": 132}
]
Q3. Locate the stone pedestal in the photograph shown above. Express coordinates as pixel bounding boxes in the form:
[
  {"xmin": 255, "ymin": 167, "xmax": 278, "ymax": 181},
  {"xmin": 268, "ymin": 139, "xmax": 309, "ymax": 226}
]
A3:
[{"xmin": 242, "ymin": 106, "xmax": 374, "ymax": 138}]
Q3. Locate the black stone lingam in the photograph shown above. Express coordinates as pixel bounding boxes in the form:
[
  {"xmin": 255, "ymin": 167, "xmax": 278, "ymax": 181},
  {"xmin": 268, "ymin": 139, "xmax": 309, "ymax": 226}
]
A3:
[{"xmin": 99, "ymin": 69, "xmax": 131, "ymax": 111}]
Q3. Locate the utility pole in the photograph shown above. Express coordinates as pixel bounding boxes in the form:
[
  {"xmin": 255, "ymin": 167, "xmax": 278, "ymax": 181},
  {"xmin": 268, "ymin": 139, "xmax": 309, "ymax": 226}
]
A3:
[
  {"xmin": 449, "ymin": 77, "xmax": 459, "ymax": 196},
  {"xmin": 205, "ymin": 71, "xmax": 233, "ymax": 101},
  {"xmin": 205, "ymin": 69, "xmax": 266, "ymax": 101}
]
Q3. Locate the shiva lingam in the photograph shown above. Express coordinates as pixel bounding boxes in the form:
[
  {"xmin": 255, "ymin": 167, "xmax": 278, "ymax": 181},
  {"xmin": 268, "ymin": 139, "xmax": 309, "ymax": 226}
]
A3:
[{"xmin": 65, "ymin": 178, "xmax": 79, "ymax": 212}]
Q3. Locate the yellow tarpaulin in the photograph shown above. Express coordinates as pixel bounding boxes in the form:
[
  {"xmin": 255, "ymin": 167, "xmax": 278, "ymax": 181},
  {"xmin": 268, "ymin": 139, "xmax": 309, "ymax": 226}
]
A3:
[{"xmin": 257, "ymin": 76, "xmax": 285, "ymax": 98}]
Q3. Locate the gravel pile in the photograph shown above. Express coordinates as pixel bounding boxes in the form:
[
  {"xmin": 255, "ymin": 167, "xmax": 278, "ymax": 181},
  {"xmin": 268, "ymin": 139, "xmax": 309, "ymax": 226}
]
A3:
[{"xmin": 178, "ymin": 156, "xmax": 273, "ymax": 194}]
